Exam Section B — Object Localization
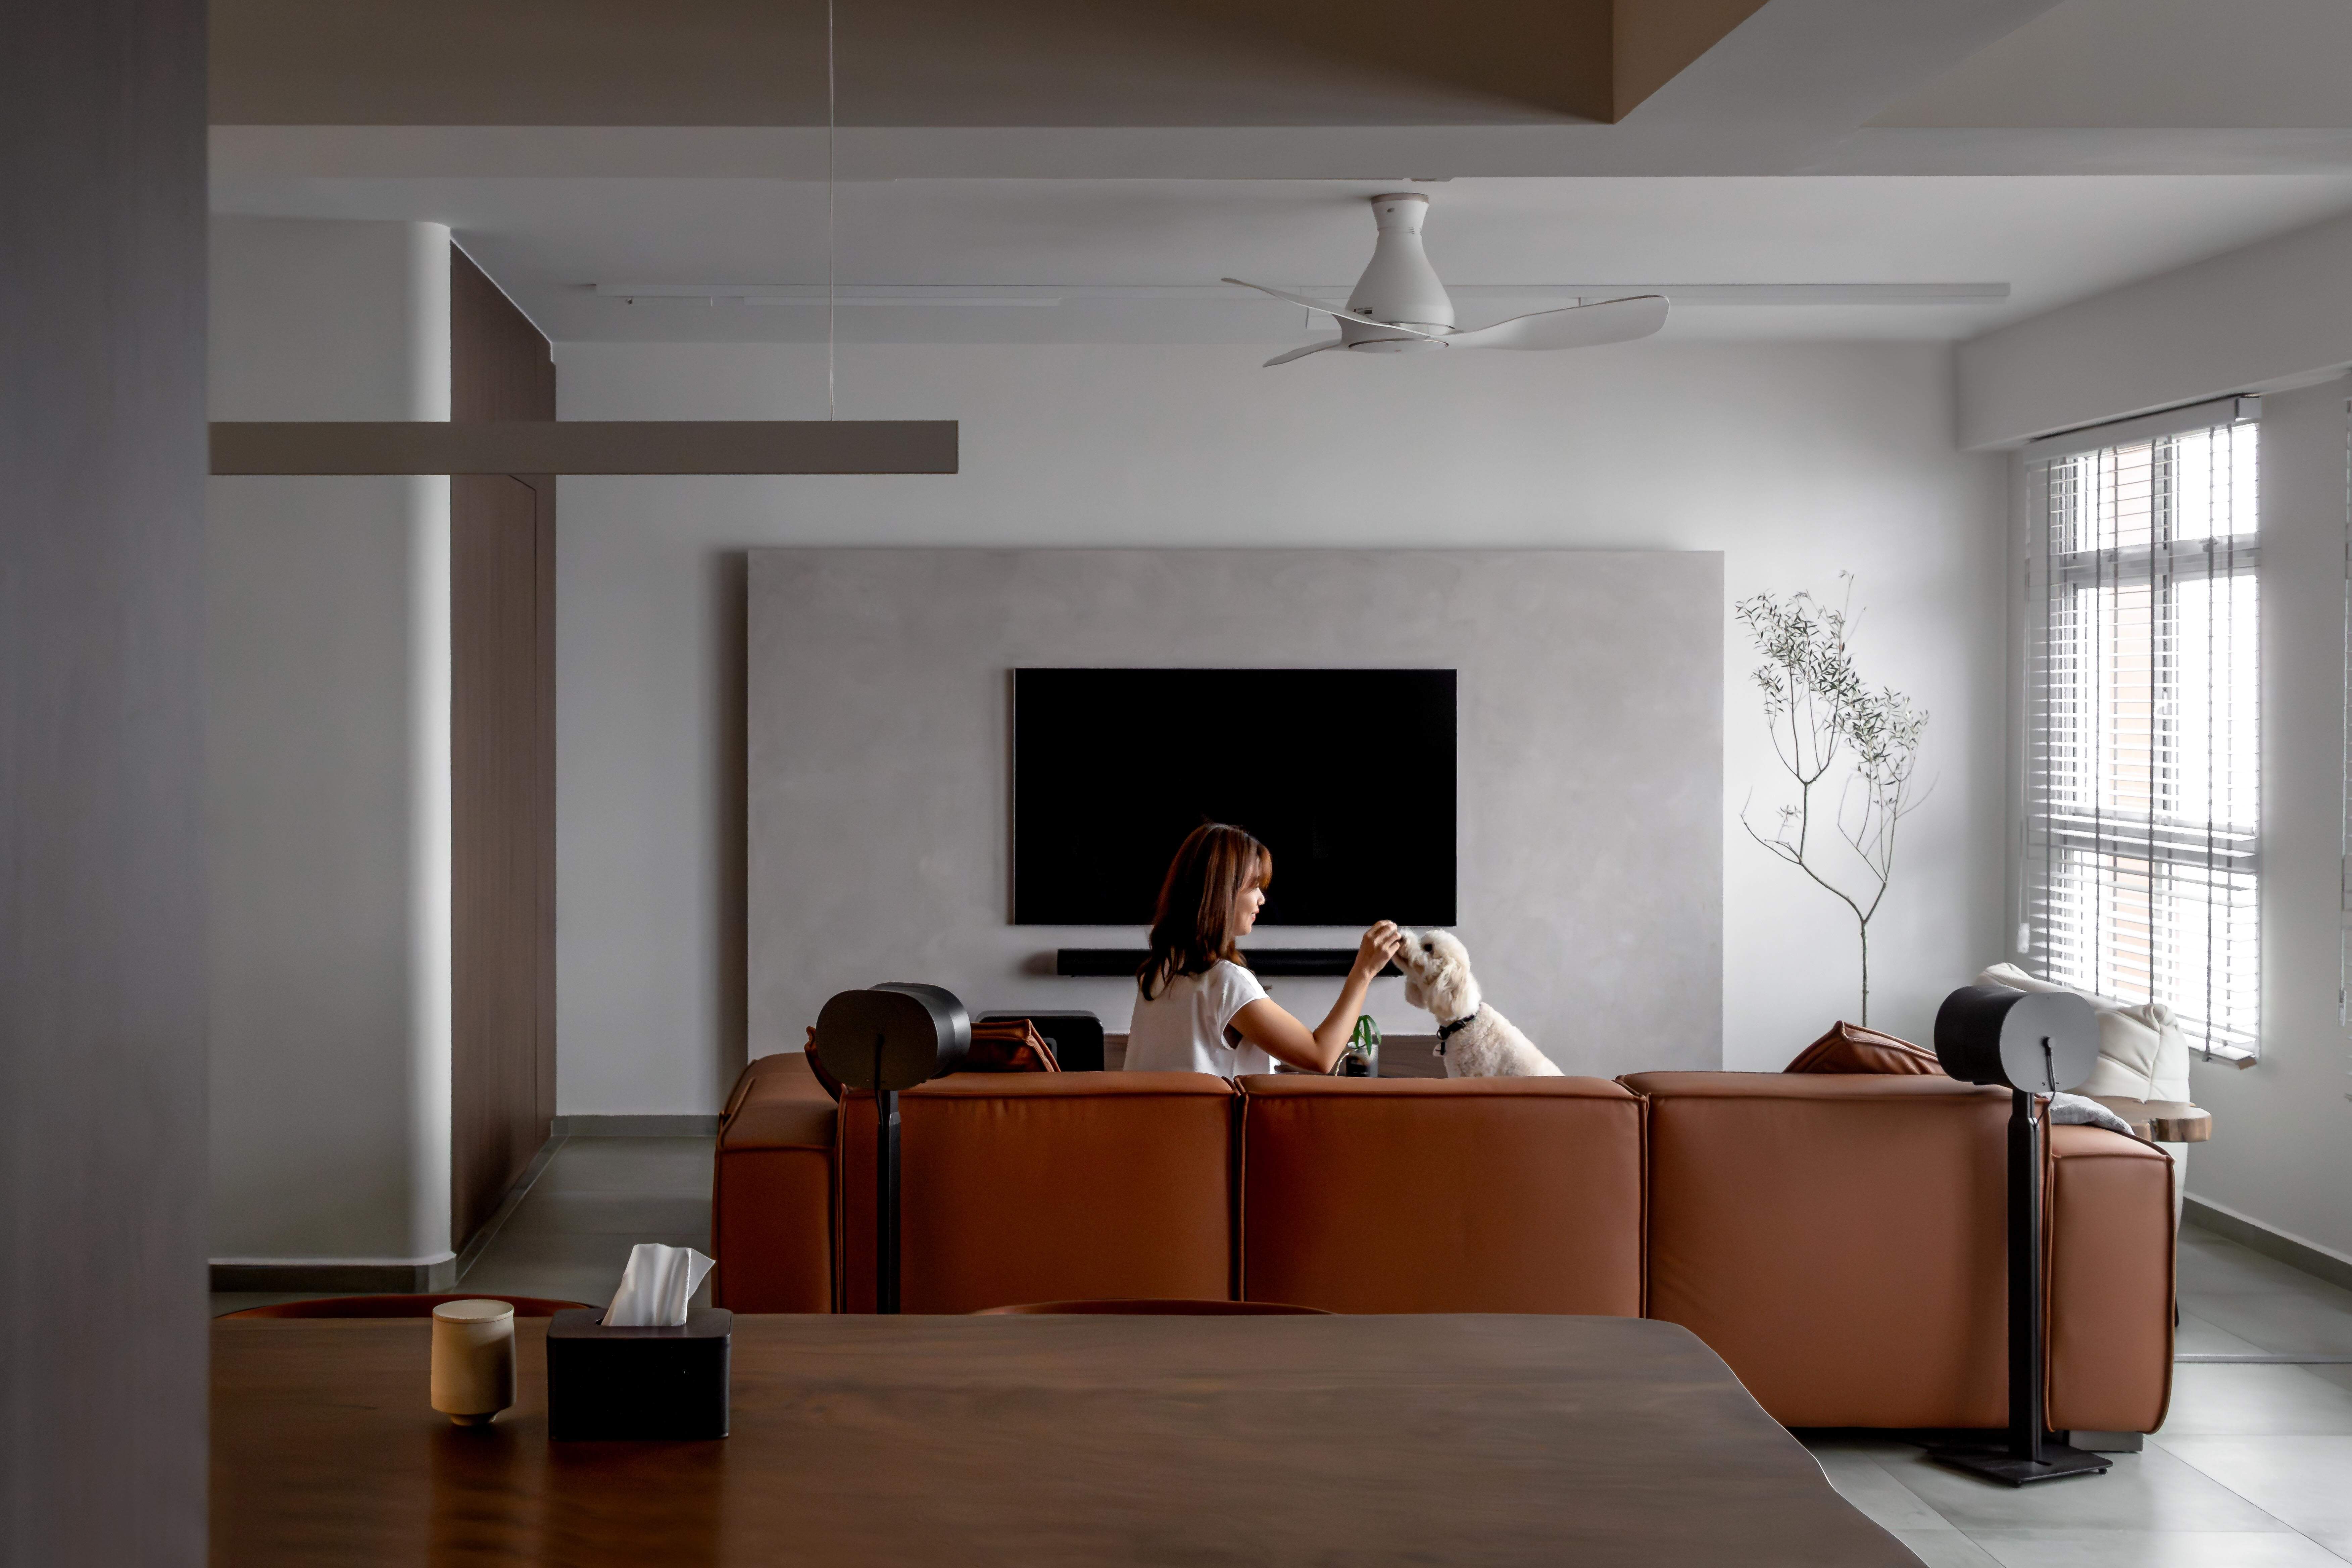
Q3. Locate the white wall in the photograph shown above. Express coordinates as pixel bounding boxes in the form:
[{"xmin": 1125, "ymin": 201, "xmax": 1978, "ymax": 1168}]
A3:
[
  {"xmin": 1958, "ymin": 208, "xmax": 2352, "ymax": 450},
  {"xmin": 2186, "ymin": 377, "xmax": 2352, "ymax": 1263},
  {"xmin": 207, "ymin": 217, "xmax": 455, "ymax": 1268},
  {"xmin": 557, "ymin": 338, "xmax": 2007, "ymax": 1113},
  {"xmin": 1967, "ymin": 206, "xmax": 2352, "ymax": 1261}
]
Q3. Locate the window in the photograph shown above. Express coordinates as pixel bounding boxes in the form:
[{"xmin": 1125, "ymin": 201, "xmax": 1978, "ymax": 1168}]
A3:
[{"xmin": 2022, "ymin": 404, "xmax": 2260, "ymax": 1060}]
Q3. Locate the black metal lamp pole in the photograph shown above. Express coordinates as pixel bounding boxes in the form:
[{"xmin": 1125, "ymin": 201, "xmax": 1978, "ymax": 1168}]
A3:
[
  {"xmin": 2006, "ymin": 1088, "xmax": 2046, "ymax": 1464},
  {"xmin": 1929, "ymin": 985, "xmax": 2112, "ymax": 1487},
  {"xmin": 876, "ymin": 1086, "xmax": 901, "ymax": 1315},
  {"xmin": 1930, "ymin": 1087, "xmax": 2107, "ymax": 1483},
  {"xmin": 816, "ymin": 983, "xmax": 969, "ymax": 1321}
]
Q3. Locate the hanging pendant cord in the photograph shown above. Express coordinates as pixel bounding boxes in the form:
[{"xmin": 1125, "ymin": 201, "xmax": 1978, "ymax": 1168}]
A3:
[{"xmin": 826, "ymin": 0, "xmax": 837, "ymax": 420}]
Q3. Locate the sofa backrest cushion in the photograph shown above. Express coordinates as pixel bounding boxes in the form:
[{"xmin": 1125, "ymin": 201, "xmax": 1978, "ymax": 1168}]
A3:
[
  {"xmin": 1236, "ymin": 1076, "xmax": 1645, "ymax": 1315},
  {"xmin": 1622, "ymin": 1071, "xmax": 2012, "ymax": 1429},
  {"xmin": 838, "ymin": 1072, "xmax": 1235, "ymax": 1314}
]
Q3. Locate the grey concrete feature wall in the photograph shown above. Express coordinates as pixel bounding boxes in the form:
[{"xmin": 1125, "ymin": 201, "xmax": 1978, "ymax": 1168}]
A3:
[
  {"xmin": 747, "ymin": 549, "xmax": 1722, "ymax": 1079},
  {"xmin": 207, "ymin": 217, "xmax": 457, "ymax": 1271},
  {"xmin": 557, "ymin": 339, "xmax": 2008, "ymax": 1113},
  {"xmin": 2172, "ymin": 377, "xmax": 2352, "ymax": 1264},
  {"xmin": 1, "ymin": 0, "xmax": 209, "ymax": 1559}
]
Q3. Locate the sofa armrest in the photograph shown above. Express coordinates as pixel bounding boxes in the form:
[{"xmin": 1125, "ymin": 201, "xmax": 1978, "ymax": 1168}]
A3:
[
  {"xmin": 2047, "ymin": 1124, "xmax": 2175, "ymax": 1434},
  {"xmin": 712, "ymin": 1052, "xmax": 837, "ymax": 1313}
]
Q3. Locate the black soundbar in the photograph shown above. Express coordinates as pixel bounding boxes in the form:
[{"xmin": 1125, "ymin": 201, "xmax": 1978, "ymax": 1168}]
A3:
[{"xmin": 1055, "ymin": 948, "xmax": 1401, "ymax": 979}]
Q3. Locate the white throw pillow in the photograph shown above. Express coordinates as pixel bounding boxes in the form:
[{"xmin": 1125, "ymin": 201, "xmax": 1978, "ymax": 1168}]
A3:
[{"xmin": 1975, "ymin": 963, "xmax": 2192, "ymax": 1102}]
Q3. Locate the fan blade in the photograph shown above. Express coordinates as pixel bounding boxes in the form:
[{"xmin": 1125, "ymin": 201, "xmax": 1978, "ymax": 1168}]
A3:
[
  {"xmin": 1221, "ymin": 278, "xmax": 1443, "ymax": 341},
  {"xmin": 1262, "ymin": 339, "xmax": 1343, "ymax": 368},
  {"xmin": 1449, "ymin": 294, "xmax": 1668, "ymax": 351}
]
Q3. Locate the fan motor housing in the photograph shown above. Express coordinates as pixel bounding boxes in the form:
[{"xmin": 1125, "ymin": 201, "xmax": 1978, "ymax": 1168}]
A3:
[{"xmin": 1348, "ymin": 192, "xmax": 1455, "ymax": 341}]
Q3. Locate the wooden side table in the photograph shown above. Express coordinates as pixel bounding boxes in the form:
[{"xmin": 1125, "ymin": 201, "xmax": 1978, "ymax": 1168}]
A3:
[{"xmin": 2088, "ymin": 1097, "xmax": 2211, "ymax": 1144}]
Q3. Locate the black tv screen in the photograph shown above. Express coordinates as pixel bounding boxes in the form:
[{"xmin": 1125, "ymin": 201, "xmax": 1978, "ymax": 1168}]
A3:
[{"xmin": 1013, "ymin": 668, "xmax": 1456, "ymax": 926}]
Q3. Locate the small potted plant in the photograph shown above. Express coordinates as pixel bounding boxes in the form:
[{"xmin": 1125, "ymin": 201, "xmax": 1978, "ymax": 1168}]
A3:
[{"xmin": 1337, "ymin": 1015, "xmax": 1382, "ymax": 1077}]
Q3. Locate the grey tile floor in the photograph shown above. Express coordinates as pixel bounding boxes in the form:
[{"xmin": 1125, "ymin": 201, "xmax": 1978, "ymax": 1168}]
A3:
[
  {"xmin": 209, "ymin": 1135, "xmax": 717, "ymax": 1318},
  {"xmin": 212, "ymin": 1143, "xmax": 2352, "ymax": 1564},
  {"xmin": 1807, "ymin": 1225, "xmax": 2352, "ymax": 1566}
]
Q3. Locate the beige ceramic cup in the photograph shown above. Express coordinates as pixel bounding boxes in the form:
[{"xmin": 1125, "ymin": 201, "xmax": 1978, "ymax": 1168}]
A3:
[{"xmin": 430, "ymin": 1298, "xmax": 517, "ymax": 1426}]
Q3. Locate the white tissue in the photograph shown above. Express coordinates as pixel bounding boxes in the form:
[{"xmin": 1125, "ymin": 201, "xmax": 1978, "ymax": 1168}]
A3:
[{"xmin": 603, "ymin": 1242, "xmax": 715, "ymax": 1328}]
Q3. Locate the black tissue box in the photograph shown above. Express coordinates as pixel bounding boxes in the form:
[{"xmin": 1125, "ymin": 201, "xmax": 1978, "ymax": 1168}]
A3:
[{"xmin": 546, "ymin": 1307, "xmax": 731, "ymax": 1440}]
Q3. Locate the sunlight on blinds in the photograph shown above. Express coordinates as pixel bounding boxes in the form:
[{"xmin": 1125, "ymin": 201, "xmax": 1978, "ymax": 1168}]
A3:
[{"xmin": 2026, "ymin": 419, "xmax": 2259, "ymax": 1058}]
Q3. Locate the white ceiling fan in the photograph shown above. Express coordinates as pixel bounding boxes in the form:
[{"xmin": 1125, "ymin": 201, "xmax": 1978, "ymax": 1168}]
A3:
[{"xmin": 1225, "ymin": 192, "xmax": 1669, "ymax": 368}]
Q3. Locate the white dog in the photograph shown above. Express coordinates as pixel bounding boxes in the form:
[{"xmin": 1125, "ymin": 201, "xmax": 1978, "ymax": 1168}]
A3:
[{"xmin": 1392, "ymin": 929, "xmax": 1562, "ymax": 1078}]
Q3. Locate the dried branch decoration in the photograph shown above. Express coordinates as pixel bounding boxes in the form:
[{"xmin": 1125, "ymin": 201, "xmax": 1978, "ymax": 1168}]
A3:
[{"xmin": 1736, "ymin": 576, "xmax": 1928, "ymax": 1024}]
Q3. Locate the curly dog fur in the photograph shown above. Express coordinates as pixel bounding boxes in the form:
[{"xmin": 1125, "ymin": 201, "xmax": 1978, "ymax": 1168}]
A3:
[{"xmin": 1393, "ymin": 929, "xmax": 1562, "ymax": 1078}]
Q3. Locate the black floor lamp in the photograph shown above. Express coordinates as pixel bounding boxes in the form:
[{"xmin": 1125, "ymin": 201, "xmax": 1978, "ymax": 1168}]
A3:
[
  {"xmin": 813, "ymin": 983, "xmax": 971, "ymax": 1315},
  {"xmin": 1928, "ymin": 982, "xmax": 2110, "ymax": 1487}
]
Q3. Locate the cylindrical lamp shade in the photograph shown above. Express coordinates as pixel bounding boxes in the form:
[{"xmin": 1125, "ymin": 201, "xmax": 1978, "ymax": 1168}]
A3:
[
  {"xmin": 814, "ymin": 983, "xmax": 973, "ymax": 1092},
  {"xmin": 1933, "ymin": 985, "xmax": 2099, "ymax": 1093}
]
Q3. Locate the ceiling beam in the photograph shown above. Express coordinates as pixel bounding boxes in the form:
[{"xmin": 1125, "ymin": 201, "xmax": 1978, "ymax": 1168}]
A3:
[
  {"xmin": 1611, "ymin": 0, "xmax": 1771, "ymax": 121},
  {"xmin": 219, "ymin": 117, "xmax": 2352, "ymax": 182},
  {"xmin": 1621, "ymin": 0, "xmax": 2073, "ymax": 170},
  {"xmin": 206, "ymin": 0, "xmax": 2075, "ymax": 176},
  {"xmin": 209, "ymin": 421, "xmax": 959, "ymax": 476}
]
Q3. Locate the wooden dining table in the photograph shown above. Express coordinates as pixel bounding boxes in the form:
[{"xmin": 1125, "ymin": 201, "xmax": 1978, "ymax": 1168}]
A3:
[{"xmin": 213, "ymin": 1312, "xmax": 1918, "ymax": 1566}]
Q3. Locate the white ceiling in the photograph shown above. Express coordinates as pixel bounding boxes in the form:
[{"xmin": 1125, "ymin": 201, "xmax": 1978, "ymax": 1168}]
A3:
[
  {"xmin": 206, "ymin": 0, "xmax": 2352, "ymax": 347},
  {"xmin": 212, "ymin": 173, "xmax": 2352, "ymax": 345},
  {"xmin": 1872, "ymin": 0, "xmax": 2352, "ymax": 130}
]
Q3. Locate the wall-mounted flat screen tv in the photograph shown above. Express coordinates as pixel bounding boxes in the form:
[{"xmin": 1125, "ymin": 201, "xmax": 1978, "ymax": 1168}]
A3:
[{"xmin": 1013, "ymin": 668, "xmax": 1456, "ymax": 926}]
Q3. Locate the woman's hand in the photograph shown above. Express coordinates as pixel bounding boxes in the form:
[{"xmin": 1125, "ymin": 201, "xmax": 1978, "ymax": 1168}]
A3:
[
  {"xmin": 1352, "ymin": 920, "xmax": 1403, "ymax": 979},
  {"xmin": 1235, "ymin": 920, "xmax": 1405, "ymax": 1074}
]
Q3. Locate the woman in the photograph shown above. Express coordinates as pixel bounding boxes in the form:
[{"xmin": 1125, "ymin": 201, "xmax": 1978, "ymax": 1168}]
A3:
[{"xmin": 1123, "ymin": 822, "xmax": 1401, "ymax": 1076}]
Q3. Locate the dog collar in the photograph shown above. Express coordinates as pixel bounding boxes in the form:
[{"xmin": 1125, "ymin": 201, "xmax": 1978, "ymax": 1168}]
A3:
[{"xmin": 1434, "ymin": 1010, "xmax": 1479, "ymax": 1055}]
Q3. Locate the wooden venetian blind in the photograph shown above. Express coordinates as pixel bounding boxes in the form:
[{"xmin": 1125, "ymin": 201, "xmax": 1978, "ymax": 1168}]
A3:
[{"xmin": 2023, "ymin": 401, "xmax": 2261, "ymax": 1060}]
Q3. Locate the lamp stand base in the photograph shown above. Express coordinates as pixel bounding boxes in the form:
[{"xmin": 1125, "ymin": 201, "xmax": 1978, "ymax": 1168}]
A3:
[{"xmin": 1927, "ymin": 1440, "xmax": 2112, "ymax": 1487}]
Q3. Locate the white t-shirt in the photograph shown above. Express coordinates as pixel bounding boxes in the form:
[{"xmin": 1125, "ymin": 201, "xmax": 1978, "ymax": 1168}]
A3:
[{"xmin": 1124, "ymin": 960, "xmax": 1273, "ymax": 1077}]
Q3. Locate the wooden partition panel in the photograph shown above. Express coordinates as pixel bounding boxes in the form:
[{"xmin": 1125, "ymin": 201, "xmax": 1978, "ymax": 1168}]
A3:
[
  {"xmin": 452, "ymin": 247, "xmax": 555, "ymax": 424},
  {"xmin": 450, "ymin": 247, "xmax": 558, "ymax": 1248},
  {"xmin": 5, "ymin": 0, "xmax": 210, "ymax": 1555}
]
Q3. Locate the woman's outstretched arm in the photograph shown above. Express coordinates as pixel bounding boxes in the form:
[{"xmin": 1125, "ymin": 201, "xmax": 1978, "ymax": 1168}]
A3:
[{"xmin": 1229, "ymin": 921, "xmax": 1401, "ymax": 1073}]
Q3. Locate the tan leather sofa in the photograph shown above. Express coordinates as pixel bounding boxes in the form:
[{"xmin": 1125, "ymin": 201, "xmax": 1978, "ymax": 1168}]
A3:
[
  {"xmin": 1624, "ymin": 1072, "xmax": 2174, "ymax": 1434},
  {"xmin": 713, "ymin": 1056, "xmax": 2174, "ymax": 1432}
]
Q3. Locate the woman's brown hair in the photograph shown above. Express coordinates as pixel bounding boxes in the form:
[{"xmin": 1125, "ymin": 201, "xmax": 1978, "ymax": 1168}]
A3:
[{"xmin": 1137, "ymin": 823, "xmax": 1272, "ymax": 998}]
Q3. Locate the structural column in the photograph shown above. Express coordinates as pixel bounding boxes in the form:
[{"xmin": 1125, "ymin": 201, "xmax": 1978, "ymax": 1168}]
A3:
[{"xmin": 207, "ymin": 218, "xmax": 456, "ymax": 1289}]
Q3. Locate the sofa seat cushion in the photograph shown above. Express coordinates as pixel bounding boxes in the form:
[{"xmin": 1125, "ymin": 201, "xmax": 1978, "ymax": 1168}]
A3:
[
  {"xmin": 1236, "ymin": 1076, "xmax": 1645, "ymax": 1315},
  {"xmin": 839, "ymin": 1072, "xmax": 1236, "ymax": 1314}
]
